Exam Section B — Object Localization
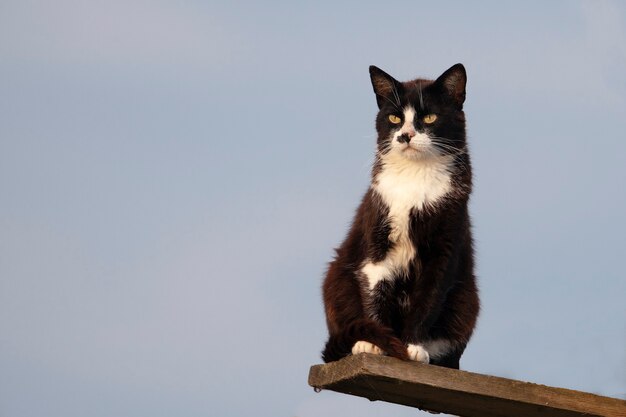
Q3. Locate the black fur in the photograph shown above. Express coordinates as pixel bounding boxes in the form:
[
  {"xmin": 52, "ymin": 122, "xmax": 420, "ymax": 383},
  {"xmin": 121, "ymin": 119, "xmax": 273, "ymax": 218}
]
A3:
[{"xmin": 322, "ymin": 64, "xmax": 479, "ymax": 368}]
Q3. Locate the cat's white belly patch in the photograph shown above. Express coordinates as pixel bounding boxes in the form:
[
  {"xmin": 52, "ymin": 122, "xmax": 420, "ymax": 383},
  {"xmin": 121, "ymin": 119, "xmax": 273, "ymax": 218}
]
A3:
[
  {"xmin": 362, "ymin": 262, "xmax": 392, "ymax": 289},
  {"xmin": 362, "ymin": 231, "xmax": 415, "ymax": 290},
  {"xmin": 362, "ymin": 152, "xmax": 453, "ymax": 290}
]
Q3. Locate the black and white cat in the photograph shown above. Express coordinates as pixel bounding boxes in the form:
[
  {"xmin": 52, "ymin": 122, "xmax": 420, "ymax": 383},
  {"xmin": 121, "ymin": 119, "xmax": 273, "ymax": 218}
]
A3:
[{"xmin": 322, "ymin": 64, "xmax": 479, "ymax": 369}]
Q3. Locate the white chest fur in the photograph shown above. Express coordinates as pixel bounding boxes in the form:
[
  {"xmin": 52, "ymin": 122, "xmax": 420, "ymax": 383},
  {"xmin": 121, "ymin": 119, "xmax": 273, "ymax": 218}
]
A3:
[{"xmin": 361, "ymin": 153, "xmax": 453, "ymax": 290}]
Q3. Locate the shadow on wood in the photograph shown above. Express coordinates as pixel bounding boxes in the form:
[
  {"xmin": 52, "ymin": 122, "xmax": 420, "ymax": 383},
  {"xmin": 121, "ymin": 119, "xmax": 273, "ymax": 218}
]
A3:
[{"xmin": 308, "ymin": 354, "xmax": 626, "ymax": 417}]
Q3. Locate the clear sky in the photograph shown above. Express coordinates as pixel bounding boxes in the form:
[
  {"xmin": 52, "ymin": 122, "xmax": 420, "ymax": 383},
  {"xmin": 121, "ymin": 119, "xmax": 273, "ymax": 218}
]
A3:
[{"xmin": 1, "ymin": 1, "xmax": 625, "ymax": 416}]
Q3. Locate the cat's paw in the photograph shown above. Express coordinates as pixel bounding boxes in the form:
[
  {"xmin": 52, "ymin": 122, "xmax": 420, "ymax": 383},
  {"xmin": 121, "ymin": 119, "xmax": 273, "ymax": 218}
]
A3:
[
  {"xmin": 407, "ymin": 343, "xmax": 430, "ymax": 363},
  {"xmin": 352, "ymin": 341, "xmax": 384, "ymax": 356}
]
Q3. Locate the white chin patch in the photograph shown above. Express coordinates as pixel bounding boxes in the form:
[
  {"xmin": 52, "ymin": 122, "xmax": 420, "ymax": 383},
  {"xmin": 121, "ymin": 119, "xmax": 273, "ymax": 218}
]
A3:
[
  {"xmin": 407, "ymin": 343, "xmax": 430, "ymax": 363},
  {"xmin": 352, "ymin": 341, "xmax": 385, "ymax": 356}
]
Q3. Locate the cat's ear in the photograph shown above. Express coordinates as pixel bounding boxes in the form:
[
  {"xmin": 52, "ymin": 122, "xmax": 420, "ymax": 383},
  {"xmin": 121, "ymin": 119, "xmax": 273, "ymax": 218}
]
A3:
[
  {"xmin": 369, "ymin": 66, "xmax": 402, "ymax": 109},
  {"xmin": 434, "ymin": 63, "xmax": 466, "ymax": 108}
]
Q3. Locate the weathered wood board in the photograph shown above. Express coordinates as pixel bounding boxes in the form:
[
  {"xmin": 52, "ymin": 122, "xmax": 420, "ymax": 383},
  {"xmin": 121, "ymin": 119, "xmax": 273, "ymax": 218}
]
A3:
[{"xmin": 308, "ymin": 354, "xmax": 626, "ymax": 417}]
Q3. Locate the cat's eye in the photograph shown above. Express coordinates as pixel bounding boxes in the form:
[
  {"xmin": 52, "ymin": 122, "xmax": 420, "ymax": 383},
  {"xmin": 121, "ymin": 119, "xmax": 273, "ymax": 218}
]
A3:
[
  {"xmin": 388, "ymin": 115, "xmax": 401, "ymax": 124},
  {"xmin": 423, "ymin": 114, "xmax": 437, "ymax": 124}
]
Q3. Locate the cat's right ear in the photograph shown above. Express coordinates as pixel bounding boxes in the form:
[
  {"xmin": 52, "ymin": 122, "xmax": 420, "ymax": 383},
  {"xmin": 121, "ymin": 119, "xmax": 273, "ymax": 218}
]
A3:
[{"xmin": 369, "ymin": 66, "xmax": 402, "ymax": 109}]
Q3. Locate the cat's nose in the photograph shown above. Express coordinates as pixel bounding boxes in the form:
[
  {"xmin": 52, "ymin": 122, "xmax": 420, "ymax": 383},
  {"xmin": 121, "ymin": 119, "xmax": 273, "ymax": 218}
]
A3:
[{"xmin": 398, "ymin": 133, "xmax": 413, "ymax": 143}]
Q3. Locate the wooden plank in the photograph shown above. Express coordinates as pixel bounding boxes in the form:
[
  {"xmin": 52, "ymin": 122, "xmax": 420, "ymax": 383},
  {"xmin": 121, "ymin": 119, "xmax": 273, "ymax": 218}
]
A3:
[{"xmin": 308, "ymin": 354, "xmax": 626, "ymax": 417}]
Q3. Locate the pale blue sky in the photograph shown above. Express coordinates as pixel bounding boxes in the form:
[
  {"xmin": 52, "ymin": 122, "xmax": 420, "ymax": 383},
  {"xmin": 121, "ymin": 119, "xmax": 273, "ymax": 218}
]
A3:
[{"xmin": 1, "ymin": 1, "xmax": 625, "ymax": 416}]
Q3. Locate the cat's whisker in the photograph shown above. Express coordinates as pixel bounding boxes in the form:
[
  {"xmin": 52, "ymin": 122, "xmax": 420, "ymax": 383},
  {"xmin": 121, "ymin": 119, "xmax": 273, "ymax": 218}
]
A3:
[
  {"xmin": 391, "ymin": 83, "xmax": 401, "ymax": 107},
  {"xmin": 376, "ymin": 92, "xmax": 401, "ymax": 110},
  {"xmin": 424, "ymin": 141, "xmax": 470, "ymax": 173},
  {"xmin": 430, "ymin": 144, "xmax": 466, "ymax": 158},
  {"xmin": 361, "ymin": 156, "xmax": 376, "ymax": 174},
  {"xmin": 418, "ymin": 81, "xmax": 425, "ymax": 110},
  {"xmin": 428, "ymin": 138, "xmax": 468, "ymax": 155}
]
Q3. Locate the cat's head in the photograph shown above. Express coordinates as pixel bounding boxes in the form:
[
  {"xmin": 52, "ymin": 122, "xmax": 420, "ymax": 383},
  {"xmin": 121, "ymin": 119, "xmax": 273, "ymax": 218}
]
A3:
[{"xmin": 369, "ymin": 64, "xmax": 467, "ymax": 162}]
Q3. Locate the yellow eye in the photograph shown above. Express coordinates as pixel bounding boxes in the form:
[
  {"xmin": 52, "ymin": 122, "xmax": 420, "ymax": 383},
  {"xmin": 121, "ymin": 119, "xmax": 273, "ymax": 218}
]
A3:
[
  {"xmin": 423, "ymin": 114, "xmax": 437, "ymax": 124},
  {"xmin": 388, "ymin": 114, "xmax": 401, "ymax": 124}
]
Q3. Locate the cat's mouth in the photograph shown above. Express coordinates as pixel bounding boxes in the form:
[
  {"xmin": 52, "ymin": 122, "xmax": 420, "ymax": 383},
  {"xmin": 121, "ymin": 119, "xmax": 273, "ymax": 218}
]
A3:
[
  {"xmin": 402, "ymin": 144, "xmax": 424, "ymax": 155},
  {"xmin": 400, "ymin": 144, "xmax": 437, "ymax": 160}
]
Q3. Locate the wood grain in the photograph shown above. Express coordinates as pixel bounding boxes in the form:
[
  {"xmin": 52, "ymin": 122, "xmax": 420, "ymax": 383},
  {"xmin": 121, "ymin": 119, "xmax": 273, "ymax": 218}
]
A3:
[{"xmin": 308, "ymin": 354, "xmax": 626, "ymax": 417}]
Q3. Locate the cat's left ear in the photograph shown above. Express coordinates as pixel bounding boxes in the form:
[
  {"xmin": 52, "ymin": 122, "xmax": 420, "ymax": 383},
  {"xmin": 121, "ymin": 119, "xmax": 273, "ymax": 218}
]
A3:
[{"xmin": 434, "ymin": 63, "xmax": 466, "ymax": 108}]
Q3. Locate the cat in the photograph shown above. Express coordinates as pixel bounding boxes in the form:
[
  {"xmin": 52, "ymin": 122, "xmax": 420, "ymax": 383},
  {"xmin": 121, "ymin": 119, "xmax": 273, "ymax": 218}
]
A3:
[{"xmin": 321, "ymin": 64, "xmax": 479, "ymax": 369}]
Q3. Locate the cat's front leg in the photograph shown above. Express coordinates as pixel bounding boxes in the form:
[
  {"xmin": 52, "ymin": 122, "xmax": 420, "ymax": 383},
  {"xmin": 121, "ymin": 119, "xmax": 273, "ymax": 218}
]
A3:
[{"xmin": 401, "ymin": 248, "xmax": 457, "ymax": 363}]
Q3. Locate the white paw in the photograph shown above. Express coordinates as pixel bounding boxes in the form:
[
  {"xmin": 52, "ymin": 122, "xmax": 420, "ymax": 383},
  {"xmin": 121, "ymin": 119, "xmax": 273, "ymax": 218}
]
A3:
[
  {"xmin": 407, "ymin": 343, "xmax": 430, "ymax": 363},
  {"xmin": 351, "ymin": 341, "xmax": 384, "ymax": 356}
]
